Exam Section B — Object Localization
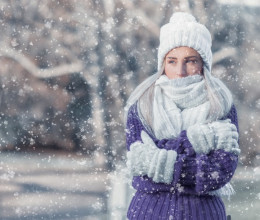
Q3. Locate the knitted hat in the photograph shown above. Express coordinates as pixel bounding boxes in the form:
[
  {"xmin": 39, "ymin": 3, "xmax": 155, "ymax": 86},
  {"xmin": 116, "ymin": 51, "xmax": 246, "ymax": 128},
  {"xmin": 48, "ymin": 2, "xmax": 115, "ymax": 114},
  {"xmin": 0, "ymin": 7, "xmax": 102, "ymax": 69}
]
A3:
[{"xmin": 157, "ymin": 12, "xmax": 212, "ymax": 72}]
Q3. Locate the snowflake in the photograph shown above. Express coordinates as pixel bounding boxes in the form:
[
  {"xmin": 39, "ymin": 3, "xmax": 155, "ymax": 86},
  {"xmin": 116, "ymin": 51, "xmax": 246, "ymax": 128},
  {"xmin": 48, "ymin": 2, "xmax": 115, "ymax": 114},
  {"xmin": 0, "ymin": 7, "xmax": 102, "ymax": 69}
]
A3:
[{"xmin": 211, "ymin": 171, "xmax": 219, "ymax": 180}]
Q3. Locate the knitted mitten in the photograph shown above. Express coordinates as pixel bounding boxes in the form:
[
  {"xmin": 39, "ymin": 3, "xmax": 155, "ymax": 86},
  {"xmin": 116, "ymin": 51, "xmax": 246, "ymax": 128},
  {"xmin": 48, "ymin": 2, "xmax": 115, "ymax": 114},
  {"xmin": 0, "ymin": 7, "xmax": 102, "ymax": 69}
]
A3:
[
  {"xmin": 187, "ymin": 123, "xmax": 215, "ymax": 154},
  {"xmin": 187, "ymin": 119, "xmax": 240, "ymax": 155},
  {"xmin": 127, "ymin": 131, "xmax": 177, "ymax": 184},
  {"xmin": 210, "ymin": 119, "xmax": 240, "ymax": 154}
]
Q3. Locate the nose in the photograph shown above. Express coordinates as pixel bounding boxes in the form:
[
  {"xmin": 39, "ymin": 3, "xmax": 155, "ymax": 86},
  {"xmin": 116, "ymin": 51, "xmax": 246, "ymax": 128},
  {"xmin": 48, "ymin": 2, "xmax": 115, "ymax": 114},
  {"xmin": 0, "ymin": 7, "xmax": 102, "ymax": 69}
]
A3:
[{"xmin": 175, "ymin": 62, "xmax": 187, "ymax": 77}]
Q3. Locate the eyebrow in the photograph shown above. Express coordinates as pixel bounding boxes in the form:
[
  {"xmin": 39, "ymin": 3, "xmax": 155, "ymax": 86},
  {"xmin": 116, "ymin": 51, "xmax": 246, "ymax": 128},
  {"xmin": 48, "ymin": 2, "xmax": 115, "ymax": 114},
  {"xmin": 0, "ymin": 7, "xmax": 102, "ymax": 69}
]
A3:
[{"xmin": 167, "ymin": 56, "xmax": 199, "ymax": 59}]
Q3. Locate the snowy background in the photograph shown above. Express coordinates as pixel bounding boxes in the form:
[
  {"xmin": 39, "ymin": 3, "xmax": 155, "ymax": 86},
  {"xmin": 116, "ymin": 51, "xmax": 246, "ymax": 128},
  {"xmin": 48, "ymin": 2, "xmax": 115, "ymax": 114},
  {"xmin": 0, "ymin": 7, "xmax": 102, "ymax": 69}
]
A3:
[{"xmin": 0, "ymin": 0, "xmax": 259, "ymax": 219}]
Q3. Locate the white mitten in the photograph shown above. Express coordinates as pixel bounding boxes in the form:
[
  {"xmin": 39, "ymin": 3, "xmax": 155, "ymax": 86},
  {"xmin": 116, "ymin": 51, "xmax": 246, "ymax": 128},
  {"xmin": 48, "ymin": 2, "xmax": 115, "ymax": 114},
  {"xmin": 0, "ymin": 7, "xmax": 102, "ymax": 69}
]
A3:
[
  {"xmin": 210, "ymin": 119, "xmax": 240, "ymax": 155},
  {"xmin": 187, "ymin": 123, "xmax": 215, "ymax": 154},
  {"xmin": 187, "ymin": 119, "xmax": 240, "ymax": 155},
  {"xmin": 127, "ymin": 131, "xmax": 177, "ymax": 184},
  {"xmin": 126, "ymin": 141, "xmax": 145, "ymax": 176}
]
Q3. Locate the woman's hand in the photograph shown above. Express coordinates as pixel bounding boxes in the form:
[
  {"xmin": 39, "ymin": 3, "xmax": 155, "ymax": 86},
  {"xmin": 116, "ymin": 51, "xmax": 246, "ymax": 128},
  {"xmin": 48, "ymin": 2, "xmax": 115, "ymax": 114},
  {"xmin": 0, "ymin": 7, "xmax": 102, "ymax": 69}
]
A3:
[
  {"xmin": 127, "ymin": 131, "xmax": 177, "ymax": 184},
  {"xmin": 187, "ymin": 119, "xmax": 240, "ymax": 155},
  {"xmin": 210, "ymin": 119, "xmax": 240, "ymax": 154}
]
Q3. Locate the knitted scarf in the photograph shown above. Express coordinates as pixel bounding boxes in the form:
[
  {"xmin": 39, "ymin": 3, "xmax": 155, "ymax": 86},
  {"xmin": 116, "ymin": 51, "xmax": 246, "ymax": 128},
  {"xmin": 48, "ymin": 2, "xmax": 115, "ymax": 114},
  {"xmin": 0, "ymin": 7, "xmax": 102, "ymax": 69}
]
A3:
[
  {"xmin": 153, "ymin": 74, "xmax": 235, "ymax": 198},
  {"xmin": 153, "ymin": 74, "xmax": 209, "ymax": 139}
]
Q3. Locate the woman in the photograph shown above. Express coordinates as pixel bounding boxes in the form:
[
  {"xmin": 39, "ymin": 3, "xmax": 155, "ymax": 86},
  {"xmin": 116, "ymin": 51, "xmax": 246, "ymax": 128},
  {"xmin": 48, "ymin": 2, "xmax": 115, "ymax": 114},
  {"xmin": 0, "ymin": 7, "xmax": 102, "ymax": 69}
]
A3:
[{"xmin": 125, "ymin": 12, "xmax": 240, "ymax": 220}]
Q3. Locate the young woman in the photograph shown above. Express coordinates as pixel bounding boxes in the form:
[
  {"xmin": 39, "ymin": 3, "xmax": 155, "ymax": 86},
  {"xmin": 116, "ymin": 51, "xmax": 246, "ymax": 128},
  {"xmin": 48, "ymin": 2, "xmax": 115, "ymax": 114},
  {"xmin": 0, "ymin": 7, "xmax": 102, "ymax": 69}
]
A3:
[{"xmin": 125, "ymin": 12, "xmax": 240, "ymax": 220}]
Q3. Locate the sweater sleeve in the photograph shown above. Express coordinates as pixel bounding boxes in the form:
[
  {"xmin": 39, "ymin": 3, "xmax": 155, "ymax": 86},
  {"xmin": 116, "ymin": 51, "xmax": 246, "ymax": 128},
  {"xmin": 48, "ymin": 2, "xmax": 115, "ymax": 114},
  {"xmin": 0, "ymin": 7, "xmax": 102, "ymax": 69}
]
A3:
[
  {"xmin": 126, "ymin": 103, "xmax": 239, "ymax": 195},
  {"xmin": 125, "ymin": 103, "xmax": 185, "ymax": 189},
  {"xmin": 178, "ymin": 104, "xmax": 239, "ymax": 194},
  {"xmin": 125, "ymin": 103, "xmax": 145, "ymax": 151}
]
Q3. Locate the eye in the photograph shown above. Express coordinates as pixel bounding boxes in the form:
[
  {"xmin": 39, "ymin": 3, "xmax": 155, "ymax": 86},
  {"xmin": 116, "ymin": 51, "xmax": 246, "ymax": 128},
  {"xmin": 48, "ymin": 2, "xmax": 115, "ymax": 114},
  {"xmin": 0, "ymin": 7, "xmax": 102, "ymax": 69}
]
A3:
[
  {"xmin": 168, "ymin": 60, "xmax": 176, "ymax": 64},
  {"xmin": 187, "ymin": 59, "xmax": 198, "ymax": 64}
]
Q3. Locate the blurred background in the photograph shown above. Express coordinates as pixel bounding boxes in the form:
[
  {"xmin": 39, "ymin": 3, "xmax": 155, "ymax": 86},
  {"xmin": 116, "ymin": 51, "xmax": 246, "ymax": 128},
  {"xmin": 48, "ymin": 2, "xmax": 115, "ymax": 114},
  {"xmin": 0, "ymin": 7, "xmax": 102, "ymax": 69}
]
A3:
[{"xmin": 0, "ymin": 0, "xmax": 259, "ymax": 219}]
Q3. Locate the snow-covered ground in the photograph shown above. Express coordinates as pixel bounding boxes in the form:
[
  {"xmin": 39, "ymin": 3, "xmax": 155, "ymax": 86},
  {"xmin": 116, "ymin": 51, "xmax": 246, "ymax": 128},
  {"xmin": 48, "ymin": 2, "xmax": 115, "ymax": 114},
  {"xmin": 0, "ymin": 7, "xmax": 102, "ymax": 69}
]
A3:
[
  {"xmin": 0, "ymin": 152, "xmax": 259, "ymax": 219},
  {"xmin": 0, "ymin": 152, "xmax": 109, "ymax": 219}
]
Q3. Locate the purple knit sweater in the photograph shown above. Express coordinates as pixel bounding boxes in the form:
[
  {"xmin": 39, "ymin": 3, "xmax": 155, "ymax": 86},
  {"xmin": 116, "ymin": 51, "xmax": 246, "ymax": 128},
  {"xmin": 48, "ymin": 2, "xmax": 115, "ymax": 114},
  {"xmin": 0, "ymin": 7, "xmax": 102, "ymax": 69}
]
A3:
[{"xmin": 126, "ymin": 102, "xmax": 239, "ymax": 220}]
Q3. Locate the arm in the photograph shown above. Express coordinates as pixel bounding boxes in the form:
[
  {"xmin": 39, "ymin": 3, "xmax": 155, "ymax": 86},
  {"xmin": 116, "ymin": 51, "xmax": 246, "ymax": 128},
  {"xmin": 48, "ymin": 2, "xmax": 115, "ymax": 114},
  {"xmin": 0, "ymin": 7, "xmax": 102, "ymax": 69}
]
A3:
[
  {"xmin": 125, "ymin": 103, "xmax": 181, "ymax": 185},
  {"xmin": 178, "ymin": 104, "xmax": 240, "ymax": 194},
  {"xmin": 126, "ymin": 103, "xmax": 239, "ymax": 195},
  {"xmin": 125, "ymin": 104, "xmax": 143, "ymax": 151}
]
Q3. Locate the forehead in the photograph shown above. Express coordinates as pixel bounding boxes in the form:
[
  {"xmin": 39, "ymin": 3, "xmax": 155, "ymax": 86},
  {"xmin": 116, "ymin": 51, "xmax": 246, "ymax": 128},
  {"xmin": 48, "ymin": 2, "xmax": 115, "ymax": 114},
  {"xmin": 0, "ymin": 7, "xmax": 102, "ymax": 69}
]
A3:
[{"xmin": 166, "ymin": 46, "xmax": 200, "ymax": 57}]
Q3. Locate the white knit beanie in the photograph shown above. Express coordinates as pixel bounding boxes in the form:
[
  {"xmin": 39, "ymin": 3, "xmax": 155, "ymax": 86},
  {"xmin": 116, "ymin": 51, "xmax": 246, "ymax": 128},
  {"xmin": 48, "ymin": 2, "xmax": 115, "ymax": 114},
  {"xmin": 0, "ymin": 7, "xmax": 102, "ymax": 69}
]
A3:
[{"xmin": 157, "ymin": 12, "xmax": 212, "ymax": 72}]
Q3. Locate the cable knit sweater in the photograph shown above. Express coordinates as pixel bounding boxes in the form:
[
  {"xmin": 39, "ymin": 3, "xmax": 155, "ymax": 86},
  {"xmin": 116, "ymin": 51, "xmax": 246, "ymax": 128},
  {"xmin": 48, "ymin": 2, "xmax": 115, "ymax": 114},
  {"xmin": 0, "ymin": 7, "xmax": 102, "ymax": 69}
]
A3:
[{"xmin": 126, "ymin": 102, "xmax": 239, "ymax": 220}]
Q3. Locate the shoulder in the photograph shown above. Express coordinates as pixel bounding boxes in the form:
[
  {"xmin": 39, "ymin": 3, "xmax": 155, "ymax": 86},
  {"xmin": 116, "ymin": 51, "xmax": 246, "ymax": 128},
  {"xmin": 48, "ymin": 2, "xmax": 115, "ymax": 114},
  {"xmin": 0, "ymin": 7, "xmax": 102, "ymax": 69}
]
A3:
[
  {"xmin": 222, "ymin": 104, "xmax": 239, "ymax": 131},
  {"xmin": 126, "ymin": 102, "xmax": 154, "ymax": 136},
  {"xmin": 125, "ymin": 102, "xmax": 145, "ymax": 149},
  {"xmin": 126, "ymin": 102, "xmax": 144, "ymax": 129},
  {"xmin": 126, "ymin": 102, "xmax": 139, "ymax": 121},
  {"xmin": 222, "ymin": 104, "xmax": 237, "ymax": 120},
  {"xmin": 128, "ymin": 102, "xmax": 138, "ymax": 114}
]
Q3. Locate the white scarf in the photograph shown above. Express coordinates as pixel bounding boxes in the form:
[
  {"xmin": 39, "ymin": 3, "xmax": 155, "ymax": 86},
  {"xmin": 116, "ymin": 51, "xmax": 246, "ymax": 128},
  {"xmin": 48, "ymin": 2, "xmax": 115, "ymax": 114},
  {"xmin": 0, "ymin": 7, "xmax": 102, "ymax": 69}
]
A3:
[
  {"xmin": 153, "ymin": 74, "xmax": 210, "ymax": 139},
  {"xmin": 153, "ymin": 74, "xmax": 235, "ymax": 199}
]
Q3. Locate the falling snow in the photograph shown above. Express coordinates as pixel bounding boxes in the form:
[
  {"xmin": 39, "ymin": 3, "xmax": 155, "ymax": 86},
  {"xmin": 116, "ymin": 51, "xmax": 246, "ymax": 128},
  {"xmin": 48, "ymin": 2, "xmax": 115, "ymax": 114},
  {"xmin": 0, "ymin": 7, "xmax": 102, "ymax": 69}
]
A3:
[{"xmin": 0, "ymin": 0, "xmax": 259, "ymax": 219}]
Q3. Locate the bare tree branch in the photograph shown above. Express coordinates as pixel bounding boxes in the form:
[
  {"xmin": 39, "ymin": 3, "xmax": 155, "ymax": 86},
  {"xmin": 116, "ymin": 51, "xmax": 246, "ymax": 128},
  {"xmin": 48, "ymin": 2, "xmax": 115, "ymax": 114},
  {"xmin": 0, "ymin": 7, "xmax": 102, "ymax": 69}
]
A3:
[
  {"xmin": 213, "ymin": 47, "xmax": 237, "ymax": 64},
  {"xmin": 0, "ymin": 46, "xmax": 84, "ymax": 78}
]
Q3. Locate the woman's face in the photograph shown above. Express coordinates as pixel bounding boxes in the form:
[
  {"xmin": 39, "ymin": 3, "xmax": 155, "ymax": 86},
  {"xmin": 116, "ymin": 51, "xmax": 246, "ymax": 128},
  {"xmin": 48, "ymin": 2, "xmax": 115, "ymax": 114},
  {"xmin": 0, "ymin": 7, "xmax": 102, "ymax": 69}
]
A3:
[{"xmin": 164, "ymin": 46, "xmax": 203, "ymax": 79}]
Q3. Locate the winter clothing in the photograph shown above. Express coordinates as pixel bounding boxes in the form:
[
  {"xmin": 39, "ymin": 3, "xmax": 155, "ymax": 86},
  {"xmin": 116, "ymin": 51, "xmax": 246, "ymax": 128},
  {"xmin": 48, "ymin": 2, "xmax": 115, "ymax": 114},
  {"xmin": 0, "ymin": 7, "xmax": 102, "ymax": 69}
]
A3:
[
  {"xmin": 153, "ymin": 74, "xmax": 209, "ymax": 139},
  {"xmin": 127, "ymin": 74, "xmax": 239, "ymax": 195},
  {"xmin": 124, "ymin": 13, "xmax": 233, "ymax": 122},
  {"xmin": 187, "ymin": 119, "xmax": 240, "ymax": 155},
  {"xmin": 126, "ymin": 102, "xmax": 239, "ymax": 220},
  {"xmin": 125, "ymin": 11, "xmax": 239, "ymax": 220},
  {"xmin": 157, "ymin": 12, "xmax": 212, "ymax": 71},
  {"xmin": 127, "ymin": 131, "xmax": 177, "ymax": 184},
  {"xmin": 151, "ymin": 74, "xmax": 239, "ymax": 155}
]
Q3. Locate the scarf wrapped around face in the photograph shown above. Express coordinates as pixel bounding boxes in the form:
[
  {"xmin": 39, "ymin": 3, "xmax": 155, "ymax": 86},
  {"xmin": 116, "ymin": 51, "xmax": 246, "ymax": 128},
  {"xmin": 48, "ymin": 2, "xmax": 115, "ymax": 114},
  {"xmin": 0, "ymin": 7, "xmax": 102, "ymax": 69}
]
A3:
[{"xmin": 153, "ymin": 74, "xmax": 210, "ymax": 139}]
